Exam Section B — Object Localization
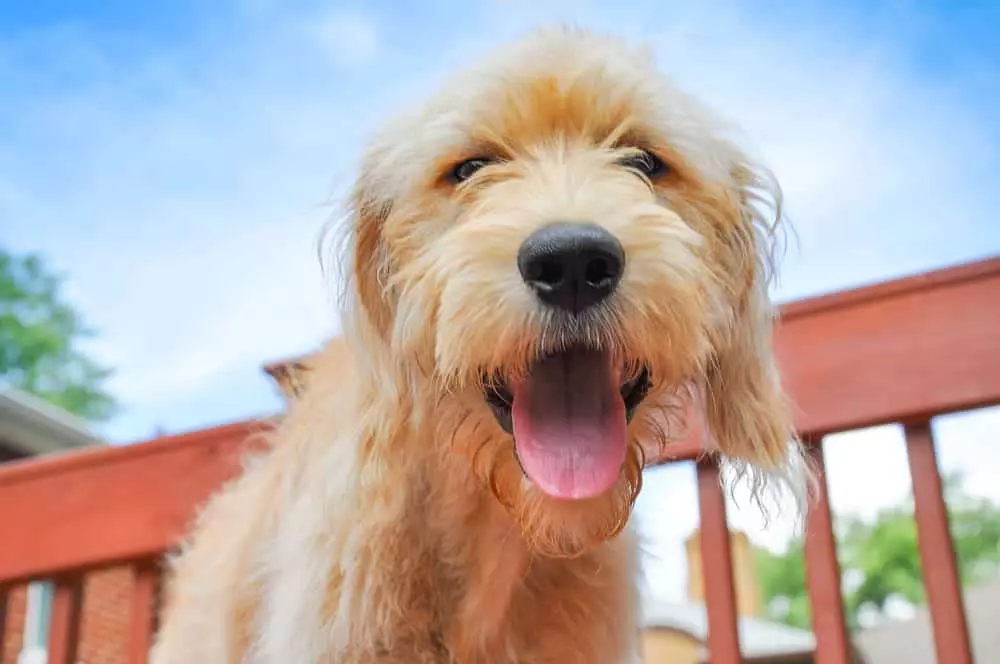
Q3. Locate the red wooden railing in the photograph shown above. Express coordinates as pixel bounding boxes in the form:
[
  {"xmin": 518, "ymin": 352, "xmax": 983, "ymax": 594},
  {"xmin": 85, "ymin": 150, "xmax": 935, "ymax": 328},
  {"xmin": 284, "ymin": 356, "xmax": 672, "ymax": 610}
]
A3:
[{"xmin": 1, "ymin": 256, "xmax": 998, "ymax": 663}]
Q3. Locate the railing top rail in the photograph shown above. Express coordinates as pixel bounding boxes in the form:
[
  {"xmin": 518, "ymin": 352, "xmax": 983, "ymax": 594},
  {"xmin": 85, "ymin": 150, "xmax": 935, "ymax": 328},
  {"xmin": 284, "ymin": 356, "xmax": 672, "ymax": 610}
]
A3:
[
  {"xmin": 0, "ymin": 418, "xmax": 273, "ymax": 485},
  {"xmin": 779, "ymin": 255, "xmax": 1000, "ymax": 321}
]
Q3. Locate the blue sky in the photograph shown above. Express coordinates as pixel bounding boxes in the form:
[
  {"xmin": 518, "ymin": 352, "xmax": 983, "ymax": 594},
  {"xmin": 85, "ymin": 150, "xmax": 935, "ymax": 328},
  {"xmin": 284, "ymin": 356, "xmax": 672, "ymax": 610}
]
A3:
[{"xmin": 2, "ymin": 0, "xmax": 999, "ymax": 608}]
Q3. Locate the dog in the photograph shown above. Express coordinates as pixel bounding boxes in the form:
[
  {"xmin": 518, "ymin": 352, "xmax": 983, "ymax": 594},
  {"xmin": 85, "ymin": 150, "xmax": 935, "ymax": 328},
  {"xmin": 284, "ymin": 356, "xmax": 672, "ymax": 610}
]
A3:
[{"xmin": 151, "ymin": 26, "xmax": 804, "ymax": 664}]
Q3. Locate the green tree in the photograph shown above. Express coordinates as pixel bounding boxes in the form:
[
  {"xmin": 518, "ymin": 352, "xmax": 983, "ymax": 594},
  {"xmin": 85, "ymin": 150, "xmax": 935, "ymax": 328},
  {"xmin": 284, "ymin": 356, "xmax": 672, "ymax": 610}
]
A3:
[
  {"xmin": 0, "ymin": 248, "xmax": 116, "ymax": 421},
  {"xmin": 755, "ymin": 472, "xmax": 1000, "ymax": 631},
  {"xmin": 755, "ymin": 537, "xmax": 812, "ymax": 629}
]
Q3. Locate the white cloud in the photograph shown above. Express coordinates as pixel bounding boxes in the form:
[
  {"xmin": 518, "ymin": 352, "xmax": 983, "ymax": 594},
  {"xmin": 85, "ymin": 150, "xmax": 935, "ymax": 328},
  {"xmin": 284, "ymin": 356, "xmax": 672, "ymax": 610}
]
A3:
[{"xmin": 309, "ymin": 9, "xmax": 381, "ymax": 68}]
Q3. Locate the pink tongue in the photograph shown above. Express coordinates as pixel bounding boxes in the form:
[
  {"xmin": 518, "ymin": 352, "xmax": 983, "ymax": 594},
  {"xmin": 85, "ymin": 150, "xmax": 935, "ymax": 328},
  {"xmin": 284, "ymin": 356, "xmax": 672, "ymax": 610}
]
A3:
[{"xmin": 511, "ymin": 348, "xmax": 627, "ymax": 500}]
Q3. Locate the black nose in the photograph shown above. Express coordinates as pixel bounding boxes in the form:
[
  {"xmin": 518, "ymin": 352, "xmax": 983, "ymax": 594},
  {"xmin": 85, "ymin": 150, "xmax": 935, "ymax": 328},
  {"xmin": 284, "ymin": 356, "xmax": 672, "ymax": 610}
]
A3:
[{"xmin": 517, "ymin": 222, "xmax": 625, "ymax": 313}]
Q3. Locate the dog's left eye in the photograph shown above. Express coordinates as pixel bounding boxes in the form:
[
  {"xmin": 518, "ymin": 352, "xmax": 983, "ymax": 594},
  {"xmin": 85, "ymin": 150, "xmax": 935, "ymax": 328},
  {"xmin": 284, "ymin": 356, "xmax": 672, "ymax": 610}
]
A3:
[
  {"xmin": 451, "ymin": 157, "xmax": 495, "ymax": 183},
  {"xmin": 619, "ymin": 150, "xmax": 668, "ymax": 179}
]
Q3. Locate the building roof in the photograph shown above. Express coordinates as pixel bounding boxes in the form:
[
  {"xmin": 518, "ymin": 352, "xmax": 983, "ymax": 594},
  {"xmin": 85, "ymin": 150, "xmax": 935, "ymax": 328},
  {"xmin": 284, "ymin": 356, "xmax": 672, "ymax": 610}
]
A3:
[
  {"xmin": 641, "ymin": 596, "xmax": 816, "ymax": 661},
  {"xmin": 0, "ymin": 387, "xmax": 104, "ymax": 456},
  {"xmin": 854, "ymin": 577, "xmax": 1000, "ymax": 664}
]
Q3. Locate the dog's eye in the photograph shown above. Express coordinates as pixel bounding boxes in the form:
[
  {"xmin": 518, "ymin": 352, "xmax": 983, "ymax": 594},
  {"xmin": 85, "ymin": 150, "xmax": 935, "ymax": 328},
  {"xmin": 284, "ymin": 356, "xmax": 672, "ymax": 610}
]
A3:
[
  {"xmin": 619, "ymin": 150, "xmax": 668, "ymax": 179},
  {"xmin": 451, "ymin": 157, "xmax": 494, "ymax": 183}
]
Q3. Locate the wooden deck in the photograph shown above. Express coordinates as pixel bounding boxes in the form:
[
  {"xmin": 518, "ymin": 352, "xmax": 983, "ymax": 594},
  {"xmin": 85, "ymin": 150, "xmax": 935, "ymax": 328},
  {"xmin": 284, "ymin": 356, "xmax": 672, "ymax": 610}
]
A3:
[{"xmin": 1, "ymin": 256, "xmax": 998, "ymax": 664}]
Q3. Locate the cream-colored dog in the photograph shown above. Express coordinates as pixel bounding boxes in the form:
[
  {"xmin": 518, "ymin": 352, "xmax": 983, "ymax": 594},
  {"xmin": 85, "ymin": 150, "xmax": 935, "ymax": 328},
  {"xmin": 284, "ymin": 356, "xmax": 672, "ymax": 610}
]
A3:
[{"xmin": 152, "ymin": 27, "xmax": 803, "ymax": 664}]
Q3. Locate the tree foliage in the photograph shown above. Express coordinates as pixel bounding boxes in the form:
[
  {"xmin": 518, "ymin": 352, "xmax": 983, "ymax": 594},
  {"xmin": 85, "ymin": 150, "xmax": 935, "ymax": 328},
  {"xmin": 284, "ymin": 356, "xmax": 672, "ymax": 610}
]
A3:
[
  {"xmin": 0, "ymin": 248, "xmax": 116, "ymax": 421},
  {"xmin": 755, "ymin": 472, "xmax": 1000, "ymax": 631},
  {"xmin": 755, "ymin": 537, "xmax": 811, "ymax": 629}
]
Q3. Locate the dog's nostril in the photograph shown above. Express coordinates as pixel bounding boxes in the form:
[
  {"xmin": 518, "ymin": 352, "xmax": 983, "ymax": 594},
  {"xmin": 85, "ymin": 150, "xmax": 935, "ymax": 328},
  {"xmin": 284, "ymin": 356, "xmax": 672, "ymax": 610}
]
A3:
[
  {"xmin": 517, "ymin": 222, "xmax": 625, "ymax": 314},
  {"xmin": 529, "ymin": 257, "xmax": 564, "ymax": 291},
  {"xmin": 584, "ymin": 255, "xmax": 618, "ymax": 289}
]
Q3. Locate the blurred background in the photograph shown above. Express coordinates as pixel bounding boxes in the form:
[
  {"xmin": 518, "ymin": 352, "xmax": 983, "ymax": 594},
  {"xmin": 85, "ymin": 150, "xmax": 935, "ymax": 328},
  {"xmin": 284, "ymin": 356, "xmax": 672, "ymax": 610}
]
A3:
[{"xmin": 2, "ymin": 1, "xmax": 998, "ymax": 663}]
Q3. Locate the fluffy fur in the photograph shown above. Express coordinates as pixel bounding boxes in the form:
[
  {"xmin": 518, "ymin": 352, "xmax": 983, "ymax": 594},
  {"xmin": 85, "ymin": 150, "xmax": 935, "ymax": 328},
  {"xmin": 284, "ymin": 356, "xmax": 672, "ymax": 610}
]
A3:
[{"xmin": 151, "ymin": 27, "xmax": 805, "ymax": 664}]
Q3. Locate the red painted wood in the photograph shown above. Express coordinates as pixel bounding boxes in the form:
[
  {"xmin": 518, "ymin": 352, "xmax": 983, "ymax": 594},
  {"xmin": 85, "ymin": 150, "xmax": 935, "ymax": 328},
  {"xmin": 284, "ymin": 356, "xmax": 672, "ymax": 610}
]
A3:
[
  {"xmin": 905, "ymin": 421, "xmax": 974, "ymax": 664},
  {"xmin": 0, "ymin": 419, "xmax": 271, "ymax": 583},
  {"xmin": 776, "ymin": 258, "xmax": 1000, "ymax": 436},
  {"xmin": 0, "ymin": 583, "xmax": 8, "ymax": 657},
  {"xmin": 128, "ymin": 561, "xmax": 159, "ymax": 664},
  {"xmin": 802, "ymin": 442, "xmax": 852, "ymax": 664},
  {"xmin": 779, "ymin": 255, "xmax": 1000, "ymax": 320},
  {"xmin": 47, "ymin": 576, "xmax": 83, "ymax": 664},
  {"xmin": 697, "ymin": 459, "xmax": 743, "ymax": 664}
]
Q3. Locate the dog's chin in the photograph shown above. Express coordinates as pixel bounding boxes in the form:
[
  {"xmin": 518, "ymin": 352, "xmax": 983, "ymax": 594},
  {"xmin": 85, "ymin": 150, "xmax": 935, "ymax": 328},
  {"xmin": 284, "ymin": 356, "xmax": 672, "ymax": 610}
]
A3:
[{"xmin": 482, "ymin": 344, "xmax": 651, "ymax": 502}]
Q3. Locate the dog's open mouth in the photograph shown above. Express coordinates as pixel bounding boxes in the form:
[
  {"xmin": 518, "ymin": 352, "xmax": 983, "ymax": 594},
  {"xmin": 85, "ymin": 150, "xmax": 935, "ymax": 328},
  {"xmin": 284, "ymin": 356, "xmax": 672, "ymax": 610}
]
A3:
[{"xmin": 484, "ymin": 347, "xmax": 650, "ymax": 500}]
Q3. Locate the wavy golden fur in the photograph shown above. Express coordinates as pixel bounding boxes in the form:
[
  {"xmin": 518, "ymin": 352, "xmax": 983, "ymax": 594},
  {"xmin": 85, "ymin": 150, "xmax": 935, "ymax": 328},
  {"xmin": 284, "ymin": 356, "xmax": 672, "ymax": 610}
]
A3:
[{"xmin": 151, "ymin": 27, "xmax": 805, "ymax": 664}]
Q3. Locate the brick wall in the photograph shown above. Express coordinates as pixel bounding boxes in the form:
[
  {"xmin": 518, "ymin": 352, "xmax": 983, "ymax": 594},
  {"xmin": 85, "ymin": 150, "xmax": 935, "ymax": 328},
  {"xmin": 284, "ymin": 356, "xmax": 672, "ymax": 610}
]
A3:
[
  {"xmin": 1, "ymin": 585, "xmax": 27, "ymax": 664},
  {"xmin": 1, "ymin": 565, "xmax": 158, "ymax": 664},
  {"xmin": 77, "ymin": 567, "xmax": 133, "ymax": 664}
]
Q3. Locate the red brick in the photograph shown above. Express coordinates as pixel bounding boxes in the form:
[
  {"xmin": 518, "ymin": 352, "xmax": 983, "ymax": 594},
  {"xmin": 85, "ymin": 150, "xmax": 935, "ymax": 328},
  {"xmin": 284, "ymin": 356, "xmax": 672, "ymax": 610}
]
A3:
[
  {"xmin": 2, "ymin": 563, "xmax": 162, "ymax": 664},
  {"xmin": 2, "ymin": 584, "xmax": 27, "ymax": 664}
]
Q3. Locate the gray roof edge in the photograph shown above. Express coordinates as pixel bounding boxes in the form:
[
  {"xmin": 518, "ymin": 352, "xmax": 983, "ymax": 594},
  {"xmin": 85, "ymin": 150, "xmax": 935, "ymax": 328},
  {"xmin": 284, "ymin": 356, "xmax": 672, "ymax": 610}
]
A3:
[
  {"xmin": 641, "ymin": 598, "xmax": 816, "ymax": 659},
  {"xmin": 0, "ymin": 387, "xmax": 104, "ymax": 455}
]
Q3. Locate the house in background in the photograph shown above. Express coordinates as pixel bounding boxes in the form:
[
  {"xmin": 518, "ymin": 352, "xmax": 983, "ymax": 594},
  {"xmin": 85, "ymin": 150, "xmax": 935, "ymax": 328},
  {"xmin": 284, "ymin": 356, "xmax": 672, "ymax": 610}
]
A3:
[
  {"xmin": 638, "ymin": 529, "xmax": 823, "ymax": 664},
  {"xmin": 0, "ymin": 346, "xmax": 326, "ymax": 664},
  {"xmin": 0, "ymin": 387, "xmax": 123, "ymax": 664},
  {"xmin": 0, "ymin": 387, "xmax": 101, "ymax": 462},
  {"xmin": 854, "ymin": 576, "xmax": 1000, "ymax": 664}
]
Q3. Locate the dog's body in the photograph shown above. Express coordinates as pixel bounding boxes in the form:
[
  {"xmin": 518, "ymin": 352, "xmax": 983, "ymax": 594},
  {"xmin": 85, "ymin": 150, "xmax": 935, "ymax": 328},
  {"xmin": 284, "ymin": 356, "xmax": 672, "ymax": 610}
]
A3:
[
  {"xmin": 152, "ymin": 28, "xmax": 803, "ymax": 664},
  {"xmin": 152, "ymin": 340, "xmax": 640, "ymax": 664}
]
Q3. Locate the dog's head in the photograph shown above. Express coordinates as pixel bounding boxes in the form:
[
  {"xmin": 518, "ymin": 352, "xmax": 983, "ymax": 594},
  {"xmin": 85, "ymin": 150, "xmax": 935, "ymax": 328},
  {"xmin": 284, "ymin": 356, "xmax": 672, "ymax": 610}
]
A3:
[{"xmin": 340, "ymin": 28, "xmax": 799, "ymax": 556}]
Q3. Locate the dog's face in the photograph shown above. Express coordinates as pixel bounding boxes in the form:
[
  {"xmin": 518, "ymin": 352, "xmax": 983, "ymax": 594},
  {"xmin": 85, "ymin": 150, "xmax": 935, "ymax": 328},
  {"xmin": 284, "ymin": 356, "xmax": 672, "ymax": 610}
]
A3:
[{"xmin": 344, "ymin": 28, "xmax": 796, "ymax": 556}]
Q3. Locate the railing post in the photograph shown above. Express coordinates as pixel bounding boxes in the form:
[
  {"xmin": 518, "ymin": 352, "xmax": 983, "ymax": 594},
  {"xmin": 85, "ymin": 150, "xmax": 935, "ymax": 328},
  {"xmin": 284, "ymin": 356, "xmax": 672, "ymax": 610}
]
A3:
[
  {"xmin": 905, "ymin": 421, "xmax": 974, "ymax": 664},
  {"xmin": 697, "ymin": 457, "xmax": 743, "ymax": 664},
  {"xmin": 802, "ymin": 440, "xmax": 853, "ymax": 664},
  {"xmin": 0, "ymin": 583, "xmax": 8, "ymax": 657},
  {"xmin": 48, "ymin": 575, "xmax": 84, "ymax": 664},
  {"xmin": 129, "ymin": 560, "xmax": 160, "ymax": 664}
]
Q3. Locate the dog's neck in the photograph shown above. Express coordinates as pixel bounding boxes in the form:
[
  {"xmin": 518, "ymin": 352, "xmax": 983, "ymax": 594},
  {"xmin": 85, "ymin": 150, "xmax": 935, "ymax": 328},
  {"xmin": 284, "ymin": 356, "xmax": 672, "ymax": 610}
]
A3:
[
  {"xmin": 337, "ymin": 342, "xmax": 640, "ymax": 661},
  {"xmin": 444, "ymin": 486, "xmax": 534, "ymax": 653},
  {"xmin": 427, "ymin": 448, "xmax": 639, "ymax": 660}
]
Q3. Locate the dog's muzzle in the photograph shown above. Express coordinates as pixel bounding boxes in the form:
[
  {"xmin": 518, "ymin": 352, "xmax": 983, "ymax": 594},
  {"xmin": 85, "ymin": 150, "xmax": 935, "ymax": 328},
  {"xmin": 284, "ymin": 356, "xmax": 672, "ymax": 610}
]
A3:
[{"xmin": 477, "ymin": 223, "xmax": 650, "ymax": 501}]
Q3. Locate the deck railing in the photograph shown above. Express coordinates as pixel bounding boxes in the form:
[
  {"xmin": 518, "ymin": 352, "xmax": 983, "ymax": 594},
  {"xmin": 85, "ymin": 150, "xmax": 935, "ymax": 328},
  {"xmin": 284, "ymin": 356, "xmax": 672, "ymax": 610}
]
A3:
[{"xmin": 1, "ymin": 256, "xmax": 998, "ymax": 664}]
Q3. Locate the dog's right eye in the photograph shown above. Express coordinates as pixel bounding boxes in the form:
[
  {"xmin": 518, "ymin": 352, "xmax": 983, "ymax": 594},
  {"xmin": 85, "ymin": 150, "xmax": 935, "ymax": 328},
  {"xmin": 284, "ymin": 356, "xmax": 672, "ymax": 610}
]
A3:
[
  {"xmin": 451, "ymin": 158, "xmax": 494, "ymax": 183},
  {"xmin": 619, "ymin": 149, "xmax": 669, "ymax": 179}
]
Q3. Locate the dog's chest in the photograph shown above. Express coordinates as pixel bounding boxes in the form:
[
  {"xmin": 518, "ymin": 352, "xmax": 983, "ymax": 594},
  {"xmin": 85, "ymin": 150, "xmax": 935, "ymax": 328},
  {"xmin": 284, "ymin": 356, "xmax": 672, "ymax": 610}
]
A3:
[{"xmin": 441, "ymin": 559, "xmax": 637, "ymax": 664}]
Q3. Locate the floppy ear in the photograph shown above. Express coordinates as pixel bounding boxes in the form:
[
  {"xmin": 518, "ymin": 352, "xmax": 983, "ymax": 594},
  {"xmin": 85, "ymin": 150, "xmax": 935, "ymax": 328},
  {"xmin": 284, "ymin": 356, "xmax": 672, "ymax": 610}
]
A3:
[
  {"xmin": 701, "ymin": 157, "xmax": 796, "ymax": 472},
  {"xmin": 347, "ymin": 162, "xmax": 394, "ymax": 341}
]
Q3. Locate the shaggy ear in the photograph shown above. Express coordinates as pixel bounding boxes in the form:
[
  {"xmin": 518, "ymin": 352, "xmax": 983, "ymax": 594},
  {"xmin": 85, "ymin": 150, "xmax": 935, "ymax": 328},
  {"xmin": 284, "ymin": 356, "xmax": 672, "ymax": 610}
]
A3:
[
  {"xmin": 701, "ymin": 158, "xmax": 796, "ymax": 473},
  {"xmin": 348, "ymin": 165, "xmax": 394, "ymax": 340}
]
